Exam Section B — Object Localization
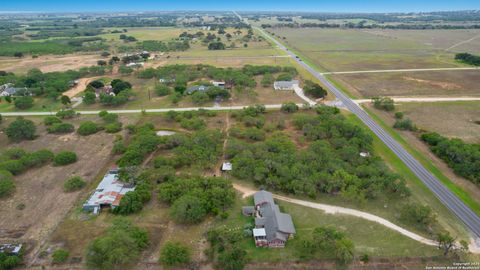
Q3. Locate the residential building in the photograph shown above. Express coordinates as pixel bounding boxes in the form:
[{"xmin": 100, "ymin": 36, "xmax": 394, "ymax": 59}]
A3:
[
  {"xmin": 83, "ymin": 168, "xmax": 135, "ymax": 214},
  {"xmin": 0, "ymin": 243, "xmax": 22, "ymax": 255},
  {"xmin": 211, "ymin": 80, "xmax": 226, "ymax": 88},
  {"xmin": 186, "ymin": 85, "xmax": 210, "ymax": 95},
  {"xmin": 0, "ymin": 87, "xmax": 30, "ymax": 97},
  {"xmin": 242, "ymin": 190, "xmax": 296, "ymax": 248},
  {"xmin": 273, "ymin": 80, "xmax": 299, "ymax": 91}
]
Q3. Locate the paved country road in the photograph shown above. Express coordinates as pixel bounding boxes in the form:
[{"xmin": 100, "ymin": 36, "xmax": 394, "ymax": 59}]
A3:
[
  {"xmin": 253, "ymin": 25, "xmax": 480, "ymax": 239},
  {"xmin": 0, "ymin": 104, "xmax": 291, "ymax": 117}
]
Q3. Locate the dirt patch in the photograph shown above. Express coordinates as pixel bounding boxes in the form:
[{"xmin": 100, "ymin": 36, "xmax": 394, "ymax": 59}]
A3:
[
  {"xmin": 0, "ymin": 120, "xmax": 117, "ymax": 264},
  {"xmin": 403, "ymin": 76, "xmax": 461, "ymax": 90},
  {"xmin": 63, "ymin": 77, "xmax": 101, "ymax": 98},
  {"xmin": 0, "ymin": 54, "xmax": 100, "ymax": 74}
]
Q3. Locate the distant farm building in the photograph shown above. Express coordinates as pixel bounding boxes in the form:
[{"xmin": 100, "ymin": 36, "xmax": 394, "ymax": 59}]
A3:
[
  {"xmin": 95, "ymin": 85, "xmax": 115, "ymax": 97},
  {"xmin": 273, "ymin": 80, "xmax": 299, "ymax": 91},
  {"xmin": 83, "ymin": 168, "xmax": 135, "ymax": 214},
  {"xmin": 125, "ymin": 62, "xmax": 144, "ymax": 68},
  {"xmin": 242, "ymin": 190, "xmax": 296, "ymax": 248}
]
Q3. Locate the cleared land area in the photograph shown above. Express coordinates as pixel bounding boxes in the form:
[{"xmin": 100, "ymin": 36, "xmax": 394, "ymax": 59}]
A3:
[
  {"xmin": 270, "ymin": 28, "xmax": 474, "ymax": 72},
  {"xmin": 332, "ymin": 69, "xmax": 480, "ymax": 98},
  {"xmin": 387, "ymin": 101, "xmax": 480, "ymax": 144},
  {"xmin": 0, "ymin": 54, "xmax": 100, "ymax": 74},
  {"xmin": 0, "ymin": 115, "xmax": 137, "ymax": 263}
]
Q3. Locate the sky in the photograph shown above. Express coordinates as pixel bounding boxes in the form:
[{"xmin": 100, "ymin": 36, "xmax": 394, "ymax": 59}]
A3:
[{"xmin": 1, "ymin": 0, "xmax": 479, "ymax": 13}]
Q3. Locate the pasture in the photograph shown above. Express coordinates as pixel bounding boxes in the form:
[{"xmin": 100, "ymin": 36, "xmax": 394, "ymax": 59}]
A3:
[
  {"xmin": 270, "ymin": 28, "xmax": 479, "ymax": 71},
  {"xmin": 332, "ymin": 69, "xmax": 480, "ymax": 98}
]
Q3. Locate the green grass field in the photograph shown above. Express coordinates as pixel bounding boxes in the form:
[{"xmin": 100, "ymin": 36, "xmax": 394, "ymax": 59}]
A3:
[{"xmin": 270, "ymin": 28, "xmax": 468, "ymax": 72}]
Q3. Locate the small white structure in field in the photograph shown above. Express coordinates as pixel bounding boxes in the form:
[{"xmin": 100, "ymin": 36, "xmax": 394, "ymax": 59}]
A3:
[
  {"xmin": 274, "ymin": 80, "xmax": 299, "ymax": 91},
  {"xmin": 211, "ymin": 81, "xmax": 226, "ymax": 88},
  {"xmin": 360, "ymin": 152, "xmax": 370, "ymax": 158},
  {"xmin": 221, "ymin": 162, "xmax": 232, "ymax": 171}
]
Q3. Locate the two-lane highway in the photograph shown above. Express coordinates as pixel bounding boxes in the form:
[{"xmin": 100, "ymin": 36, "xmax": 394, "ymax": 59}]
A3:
[{"xmin": 254, "ymin": 25, "xmax": 480, "ymax": 238}]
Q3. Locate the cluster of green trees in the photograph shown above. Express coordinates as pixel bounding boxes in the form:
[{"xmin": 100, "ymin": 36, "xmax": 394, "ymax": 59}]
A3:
[
  {"xmin": 296, "ymin": 226, "xmax": 354, "ymax": 265},
  {"xmin": 139, "ymin": 40, "xmax": 190, "ymax": 52},
  {"xmin": 421, "ymin": 132, "xmax": 480, "ymax": 184},
  {"xmin": 159, "ymin": 242, "xmax": 191, "ymax": 267},
  {"xmin": 229, "ymin": 106, "xmax": 410, "ymax": 201},
  {"xmin": 83, "ymin": 79, "xmax": 133, "ymax": 106},
  {"xmin": 99, "ymin": 111, "xmax": 123, "ymax": 133},
  {"xmin": 5, "ymin": 117, "xmax": 36, "ymax": 142},
  {"xmin": 117, "ymin": 123, "xmax": 161, "ymax": 167},
  {"xmin": 86, "ymin": 219, "xmax": 149, "ymax": 270},
  {"xmin": 372, "ymin": 96, "xmax": 395, "ymax": 111},
  {"xmin": 303, "ymin": 80, "xmax": 328, "ymax": 99},
  {"xmin": 160, "ymin": 129, "xmax": 224, "ymax": 169},
  {"xmin": 400, "ymin": 203, "xmax": 437, "ymax": 232},
  {"xmin": 113, "ymin": 182, "xmax": 151, "ymax": 215},
  {"xmin": 0, "ymin": 68, "xmax": 105, "ymax": 101},
  {"xmin": 455, "ymin": 53, "xmax": 480, "ymax": 66},
  {"xmin": 158, "ymin": 176, "xmax": 235, "ymax": 224},
  {"xmin": 0, "ymin": 147, "xmax": 54, "ymax": 175},
  {"xmin": 207, "ymin": 226, "xmax": 247, "ymax": 270},
  {"xmin": 0, "ymin": 251, "xmax": 21, "ymax": 270}
]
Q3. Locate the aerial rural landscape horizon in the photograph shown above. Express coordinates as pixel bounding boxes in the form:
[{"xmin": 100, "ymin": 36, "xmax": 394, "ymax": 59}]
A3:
[{"xmin": 0, "ymin": 1, "xmax": 479, "ymax": 269}]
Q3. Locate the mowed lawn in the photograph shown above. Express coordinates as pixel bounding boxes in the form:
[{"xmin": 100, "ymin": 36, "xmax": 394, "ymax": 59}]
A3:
[
  {"xmin": 331, "ymin": 69, "xmax": 480, "ymax": 98},
  {"xmin": 271, "ymin": 28, "xmax": 472, "ymax": 71}
]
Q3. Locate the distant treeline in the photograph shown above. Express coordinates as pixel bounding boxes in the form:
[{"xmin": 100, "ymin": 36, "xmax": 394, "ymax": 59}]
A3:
[
  {"xmin": 455, "ymin": 53, "xmax": 480, "ymax": 66},
  {"xmin": 0, "ymin": 37, "xmax": 106, "ymax": 56},
  {"xmin": 421, "ymin": 132, "xmax": 480, "ymax": 184},
  {"xmin": 262, "ymin": 22, "xmax": 480, "ymax": 30}
]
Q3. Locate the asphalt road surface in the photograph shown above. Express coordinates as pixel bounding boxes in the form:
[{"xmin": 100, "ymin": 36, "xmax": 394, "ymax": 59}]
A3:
[{"xmin": 255, "ymin": 25, "xmax": 480, "ymax": 239}]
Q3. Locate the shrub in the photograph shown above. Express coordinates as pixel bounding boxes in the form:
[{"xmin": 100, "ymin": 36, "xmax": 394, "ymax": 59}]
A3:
[
  {"xmin": 180, "ymin": 118, "xmax": 205, "ymax": 130},
  {"xmin": 6, "ymin": 117, "xmax": 36, "ymax": 142},
  {"xmin": 0, "ymin": 160, "xmax": 25, "ymax": 175},
  {"xmin": 83, "ymin": 91, "xmax": 96, "ymax": 104},
  {"xmin": 14, "ymin": 96, "xmax": 34, "ymax": 110},
  {"xmin": 304, "ymin": 80, "xmax": 327, "ymax": 98},
  {"xmin": 99, "ymin": 111, "xmax": 118, "ymax": 123},
  {"xmin": 155, "ymin": 85, "xmax": 171, "ymax": 96},
  {"xmin": 86, "ymin": 219, "xmax": 149, "ymax": 270},
  {"xmin": 3, "ymin": 148, "xmax": 27, "ymax": 160},
  {"xmin": 112, "ymin": 140, "xmax": 127, "ymax": 155},
  {"xmin": 160, "ymin": 242, "xmax": 190, "ymax": 266},
  {"xmin": 276, "ymin": 73, "xmax": 293, "ymax": 81},
  {"xmin": 43, "ymin": 116, "xmax": 62, "ymax": 126},
  {"xmin": 113, "ymin": 182, "xmax": 151, "ymax": 215},
  {"xmin": 47, "ymin": 123, "xmax": 75, "ymax": 134},
  {"xmin": 52, "ymin": 249, "xmax": 69, "ymax": 264},
  {"xmin": 170, "ymin": 194, "xmax": 207, "ymax": 224},
  {"xmin": 77, "ymin": 121, "xmax": 99, "ymax": 136},
  {"xmin": 54, "ymin": 151, "xmax": 77, "ymax": 166},
  {"xmin": 0, "ymin": 170, "xmax": 15, "ymax": 198},
  {"xmin": 372, "ymin": 97, "xmax": 395, "ymax": 111},
  {"xmin": 400, "ymin": 203, "xmax": 437, "ymax": 231},
  {"xmin": 281, "ymin": 102, "xmax": 299, "ymax": 113},
  {"xmin": 393, "ymin": 118, "xmax": 417, "ymax": 131},
  {"xmin": 105, "ymin": 122, "xmax": 122, "ymax": 133},
  {"xmin": 394, "ymin": 112, "xmax": 404, "ymax": 119},
  {"xmin": 63, "ymin": 176, "xmax": 86, "ymax": 192},
  {"xmin": 20, "ymin": 149, "xmax": 54, "ymax": 168},
  {"xmin": 56, "ymin": 109, "xmax": 76, "ymax": 119}
]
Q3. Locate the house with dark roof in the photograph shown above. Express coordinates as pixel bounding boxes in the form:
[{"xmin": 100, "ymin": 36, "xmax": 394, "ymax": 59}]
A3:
[{"xmin": 242, "ymin": 190, "xmax": 296, "ymax": 248}]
